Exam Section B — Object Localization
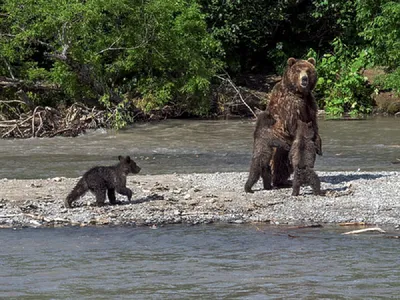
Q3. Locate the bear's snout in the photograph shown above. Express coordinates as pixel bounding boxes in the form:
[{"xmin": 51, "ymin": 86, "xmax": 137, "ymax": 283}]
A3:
[{"xmin": 300, "ymin": 75, "xmax": 308, "ymax": 87}]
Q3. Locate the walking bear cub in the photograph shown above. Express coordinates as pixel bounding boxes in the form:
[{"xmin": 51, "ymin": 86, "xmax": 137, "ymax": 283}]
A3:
[
  {"xmin": 65, "ymin": 156, "xmax": 141, "ymax": 208},
  {"xmin": 244, "ymin": 110, "xmax": 290, "ymax": 193},
  {"xmin": 290, "ymin": 120, "xmax": 320, "ymax": 196}
]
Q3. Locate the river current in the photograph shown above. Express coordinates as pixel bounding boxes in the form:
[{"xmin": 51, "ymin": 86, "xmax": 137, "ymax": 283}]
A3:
[
  {"xmin": 0, "ymin": 117, "xmax": 399, "ymax": 179},
  {"xmin": 1, "ymin": 225, "xmax": 400, "ymax": 299}
]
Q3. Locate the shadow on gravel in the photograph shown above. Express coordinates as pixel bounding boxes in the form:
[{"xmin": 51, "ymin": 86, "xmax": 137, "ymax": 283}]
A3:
[
  {"xmin": 130, "ymin": 193, "xmax": 165, "ymax": 205},
  {"xmin": 88, "ymin": 193, "xmax": 165, "ymax": 207},
  {"xmin": 320, "ymin": 173, "xmax": 389, "ymax": 184}
]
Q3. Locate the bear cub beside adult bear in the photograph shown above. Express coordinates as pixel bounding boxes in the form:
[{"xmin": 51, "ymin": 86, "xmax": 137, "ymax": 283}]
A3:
[
  {"xmin": 65, "ymin": 155, "xmax": 141, "ymax": 208},
  {"xmin": 244, "ymin": 110, "xmax": 290, "ymax": 193},
  {"xmin": 290, "ymin": 120, "xmax": 321, "ymax": 196}
]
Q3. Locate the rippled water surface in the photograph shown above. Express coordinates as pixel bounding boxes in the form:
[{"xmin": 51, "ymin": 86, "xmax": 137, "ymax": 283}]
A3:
[
  {"xmin": 1, "ymin": 225, "xmax": 399, "ymax": 299},
  {"xmin": 1, "ymin": 117, "xmax": 400, "ymax": 298},
  {"xmin": 0, "ymin": 117, "xmax": 399, "ymax": 179}
]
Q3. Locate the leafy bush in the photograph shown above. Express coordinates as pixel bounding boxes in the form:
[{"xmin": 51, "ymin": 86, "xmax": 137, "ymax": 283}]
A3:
[
  {"xmin": 356, "ymin": 0, "xmax": 400, "ymax": 93},
  {"xmin": 309, "ymin": 39, "xmax": 374, "ymax": 117}
]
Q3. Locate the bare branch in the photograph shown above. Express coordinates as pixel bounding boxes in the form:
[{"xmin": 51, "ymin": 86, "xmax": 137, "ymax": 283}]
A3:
[
  {"xmin": 0, "ymin": 33, "xmax": 16, "ymax": 38},
  {"xmin": 215, "ymin": 74, "xmax": 257, "ymax": 118},
  {"xmin": 0, "ymin": 76, "xmax": 58, "ymax": 91},
  {"xmin": 34, "ymin": 39, "xmax": 55, "ymax": 51},
  {"xmin": 97, "ymin": 38, "xmax": 148, "ymax": 54},
  {"xmin": 0, "ymin": 77, "xmax": 19, "ymax": 88},
  {"xmin": 0, "ymin": 100, "xmax": 26, "ymax": 105},
  {"xmin": 2, "ymin": 56, "xmax": 15, "ymax": 79},
  {"xmin": 97, "ymin": 37, "xmax": 121, "ymax": 54}
]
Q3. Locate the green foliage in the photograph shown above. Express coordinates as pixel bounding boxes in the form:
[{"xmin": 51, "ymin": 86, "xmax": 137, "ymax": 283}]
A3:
[
  {"xmin": 1, "ymin": 0, "xmax": 400, "ymax": 127},
  {"xmin": 199, "ymin": 0, "xmax": 348, "ymax": 74},
  {"xmin": 0, "ymin": 0, "xmax": 223, "ymax": 128},
  {"xmin": 308, "ymin": 40, "xmax": 374, "ymax": 117},
  {"xmin": 375, "ymin": 69, "xmax": 400, "ymax": 95},
  {"xmin": 356, "ymin": 0, "xmax": 400, "ymax": 92},
  {"xmin": 357, "ymin": 0, "xmax": 400, "ymax": 69}
]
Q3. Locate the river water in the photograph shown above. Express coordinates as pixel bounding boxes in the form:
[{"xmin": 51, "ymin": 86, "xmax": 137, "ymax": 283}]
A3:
[
  {"xmin": 0, "ymin": 117, "xmax": 399, "ymax": 179},
  {"xmin": 1, "ymin": 117, "xmax": 400, "ymax": 298},
  {"xmin": 1, "ymin": 224, "xmax": 400, "ymax": 299}
]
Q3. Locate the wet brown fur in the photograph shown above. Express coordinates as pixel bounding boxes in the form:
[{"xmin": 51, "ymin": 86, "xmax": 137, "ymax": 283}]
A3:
[
  {"xmin": 65, "ymin": 156, "xmax": 141, "ymax": 208},
  {"xmin": 244, "ymin": 110, "xmax": 290, "ymax": 193},
  {"xmin": 267, "ymin": 57, "xmax": 322, "ymax": 187},
  {"xmin": 289, "ymin": 120, "xmax": 321, "ymax": 196}
]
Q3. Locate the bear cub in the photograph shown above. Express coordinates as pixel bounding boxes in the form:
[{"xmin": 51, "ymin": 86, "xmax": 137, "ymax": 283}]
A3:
[
  {"xmin": 289, "ymin": 120, "xmax": 321, "ymax": 196},
  {"xmin": 65, "ymin": 155, "xmax": 141, "ymax": 208},
  {"xmin": 244, "ymin": 110, "xmax": 290, "ymax": 193}
]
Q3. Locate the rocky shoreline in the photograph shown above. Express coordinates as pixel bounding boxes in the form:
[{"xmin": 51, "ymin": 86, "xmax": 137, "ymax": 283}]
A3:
[{"xmin": 0, "ymin": 171, "xmax": 399, "ymax": 229}]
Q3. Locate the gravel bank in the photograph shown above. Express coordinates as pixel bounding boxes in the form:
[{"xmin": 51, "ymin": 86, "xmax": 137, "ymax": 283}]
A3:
[{"xmin": 0, "ymin": 171, "xmax": 399, "ymax": 229}]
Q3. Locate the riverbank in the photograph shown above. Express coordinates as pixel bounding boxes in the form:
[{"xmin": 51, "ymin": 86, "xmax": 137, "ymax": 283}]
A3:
[{"xmin": 1, "ymin": 171, "xmax": 399, "ymax": 229}]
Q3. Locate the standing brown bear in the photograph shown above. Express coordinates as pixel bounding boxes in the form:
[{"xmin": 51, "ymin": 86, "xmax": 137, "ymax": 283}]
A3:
[{"xmin": 268, "ymin": 57, "xmax": 322, "ymax": 187}]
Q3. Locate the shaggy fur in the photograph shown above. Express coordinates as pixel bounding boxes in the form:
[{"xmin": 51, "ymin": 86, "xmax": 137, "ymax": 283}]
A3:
[
  {"xmin": 289, "ymin": 120, "xmax": 321, "ymax": 196},
  {"xmin": 65, "ymin": 156, "xmax": 141, "ymax": 208},
  {"xmin": 244, "ymin": 110, "xmax": 290, "ymax": 193},
  {"xmin": 267, "ymin": 57, "xmax": 322, "ymax": 187}
]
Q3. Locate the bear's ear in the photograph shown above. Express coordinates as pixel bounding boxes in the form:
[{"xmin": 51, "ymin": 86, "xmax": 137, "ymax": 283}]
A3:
[
  {"xmin": 287, "ymin": 57, "xmax": 296, "ymax": 66},
  {"xmin": 118, "ymin": 155, "xmax": 123, "ymax": 161},
  {"xmin": 307, "ymin": 58, "xmax": 316, "ymax": 66},
  {"xmin": 126, "ymin": 156, "xmax": 131, "ymax": 163}
]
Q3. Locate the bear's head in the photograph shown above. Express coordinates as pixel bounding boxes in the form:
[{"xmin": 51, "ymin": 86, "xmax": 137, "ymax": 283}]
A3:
[
  {"xmin": 296, "ymin": 120, "xmax": 314, "ymax": 140},
  {"xmin": 282, "ymin": 57, "xmax": 317, "ymax": 95},
  {"xmin": 118, "ymin": 155, "xmax": 141, "ymax": 174}
]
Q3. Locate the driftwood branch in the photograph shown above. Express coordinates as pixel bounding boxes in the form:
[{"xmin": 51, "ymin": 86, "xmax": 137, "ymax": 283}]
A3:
[
  {"xmin": 342, "ymin": 227, "xmax": 386, "ymax": 235},
  {"xmin": 0, "ymin": 76, "xmax": 58, "ymax": 91},
  {"xmin": 0, "ymin": 103, "xmax": 108, "ymax": 138},
  {"xmin": 0, "ymin": 100, "xmax": 26, "ymax": 105},
  {"xmin": 339, "ymin": 222, "xmax": 367, "ymax": 226},
  {"xmin": 0, "ymin": 76, "xmax": 20, "ymax": 88}
]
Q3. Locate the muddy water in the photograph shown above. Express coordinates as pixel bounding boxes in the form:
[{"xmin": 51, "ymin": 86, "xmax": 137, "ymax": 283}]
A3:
[
  {"xmin": 0, "ymin": 117, "xmax": 399, "ymax": 179},
  {"xmin": 1, "ymin": 224, "xmax": 400, "ymax": 299}
]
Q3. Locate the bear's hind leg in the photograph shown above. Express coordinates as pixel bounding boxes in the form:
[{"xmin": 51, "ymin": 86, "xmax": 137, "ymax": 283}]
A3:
[
  {"xmin": 92, "ymin": 188, "xmax": 107, "ymax": 206},
  {"xmin": 244, "ymin": 155, "xmax": 262, "ymax": 193},
  {"xmin": 260, "ymin": 151, "xmax": 273, "ymax": 190},
  {"xmin": 308, "ymin": 169, "xmax": 321, "ymax": 195},
  {"xmin": 272, "ymin": 148, "xmax": 292, "ymax": 188},
  {"xmin": 291, "ymin": 169, "xmax": 301, "ymax": 196}
]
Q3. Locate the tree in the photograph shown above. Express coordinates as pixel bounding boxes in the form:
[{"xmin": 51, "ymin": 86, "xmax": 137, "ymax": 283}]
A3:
[
  {"xmin": 0, "ymin": 0, "xmax": 223, "ymax": 127},
  {"xmin": 356, "ymin": 0, "xmax": 400, "ymax": 92}
]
